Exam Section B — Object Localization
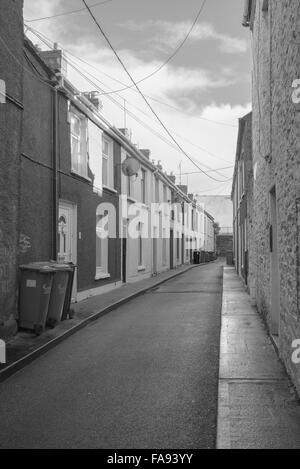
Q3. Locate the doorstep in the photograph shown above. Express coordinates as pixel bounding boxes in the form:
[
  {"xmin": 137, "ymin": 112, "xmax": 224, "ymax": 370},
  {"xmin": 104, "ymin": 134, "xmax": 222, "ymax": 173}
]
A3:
[{"xmin": 0, "ymin": 261, "xmax": 213, "ymax": 383}]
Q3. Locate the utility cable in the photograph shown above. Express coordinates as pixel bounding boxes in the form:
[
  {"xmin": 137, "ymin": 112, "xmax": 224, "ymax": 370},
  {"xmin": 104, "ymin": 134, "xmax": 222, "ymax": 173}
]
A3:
[
  {"xmin": 25, "ymin": 24, "xmax": 238, "ymax": 128},
  {"xmin": 25, "ymin": 0, "xmax": 113, "ymax": 23},
  {"xmin": 80, "ymin": 0, "xmax": 229, "ymax": 183}
]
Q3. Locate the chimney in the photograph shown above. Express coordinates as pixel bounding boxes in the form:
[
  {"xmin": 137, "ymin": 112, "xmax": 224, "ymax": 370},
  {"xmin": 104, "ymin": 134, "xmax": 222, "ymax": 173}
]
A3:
[
  {"xmin": 177, "ymin": 185, "xmax": 188, "ymax": 195},
  {"xmin": 118, "ymin": 128, "xmax": 132, "ymax": 140},
  {"xmin": 83, "ymin": 91, "xmax": 103, "ymax": 111},
  {"xmin": 157, "ymin": 160, "xmax": 163, "ymax": 170},
  {"xmin": 39, "ymin": 47, "xmax": 67, "ymax": 76},
  {"xmin": 168, "ymin": 172, "xmax": 176, "ymax": 184},
  {"xmin": 140, "ymin": 149, "xmax": 150, "ymax": 159}
]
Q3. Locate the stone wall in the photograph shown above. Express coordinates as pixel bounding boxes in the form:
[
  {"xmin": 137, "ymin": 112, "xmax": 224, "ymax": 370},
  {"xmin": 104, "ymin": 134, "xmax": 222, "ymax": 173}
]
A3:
[
  {"xmin": 251, "ymin": 0, "xmax": 300, "ymax": 394},
  {"xmin": 0, "ymin": 0, "xmax": 24, "ymax": 336}
]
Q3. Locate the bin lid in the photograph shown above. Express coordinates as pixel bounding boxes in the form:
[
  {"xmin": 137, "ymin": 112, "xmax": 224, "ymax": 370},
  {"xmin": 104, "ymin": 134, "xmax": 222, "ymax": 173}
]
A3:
[
  {"xmin": 21, "ymin": 261, "xmax": 72, "ymax": 272},
  {"xmin": 50, "ymin": 263, "xmax": 73, "ymax": 271},
  {"xmin": 19, "ymin": 263, "xmax": 54, "ymax": 273}
]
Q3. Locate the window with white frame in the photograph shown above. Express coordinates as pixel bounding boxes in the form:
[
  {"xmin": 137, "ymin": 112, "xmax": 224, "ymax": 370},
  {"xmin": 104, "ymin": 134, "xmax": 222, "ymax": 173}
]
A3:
[
  {"xmin": 155, "ymin": 177, "xmax": 159, "ymax": 202},
  {"xmin": 163, "ymin": 184, "xmax": 167, "ymax": 202},
  {"xmin": 127, "ymin": 175, "xmax": 132, "ymax": 197},
  {"xmin": 96, "ymin": 209, "xmax": 109, "ymax": 278},
  {"xmin": 70, "ymin": 108, "xmax": 88, "ymax": 178},
  {"xmin": 102, "ymin": 136, "xmax": 114, "ymax": 189},
  {"xmin": 141, "ymin": 168, "xmax": 146, "ymax": 204}
]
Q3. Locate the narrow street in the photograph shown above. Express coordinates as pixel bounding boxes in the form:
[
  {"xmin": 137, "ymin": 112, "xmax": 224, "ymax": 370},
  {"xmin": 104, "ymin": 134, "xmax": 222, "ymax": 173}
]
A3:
[{"xmin": 0, "ymin": 262, "xmax": 223, "ymax": 449}]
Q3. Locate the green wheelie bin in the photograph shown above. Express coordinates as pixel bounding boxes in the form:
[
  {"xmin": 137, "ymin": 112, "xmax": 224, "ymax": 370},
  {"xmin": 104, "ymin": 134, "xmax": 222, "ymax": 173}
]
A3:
[{"xmin": 19, "ymin": 264, "xmax": 54, "ymax": 335}]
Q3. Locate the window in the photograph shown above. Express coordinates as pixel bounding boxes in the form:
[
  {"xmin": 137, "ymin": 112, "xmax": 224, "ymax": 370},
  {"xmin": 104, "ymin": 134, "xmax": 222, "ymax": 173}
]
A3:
[
  {"xmin": 96, "ymin": 209, "xmax": 109, "ymax": 279},
  {"xmin": 102, "ymin": 136, "xmax": 114, "ymax": 189},
  {"xmin": 156, "ymin": 179, "xmax": 159, "ymax": 202},
  {"xmin": 70, "ymin": 109, "xmax": 88, "ymax": 178},
  {"xmin": 159, "ymin": 212, "xmax": 163, "ymax": 238},
  {"xmin": 127, "ymin": 175, "xmax": 131, "ymax": 197},
  {"xmin": 163, "ymin": 184, "xmax": 167, "ymax": 202},
  {"xmin": 141, "ymin": 169, "xmax": 146, "ymax": 204},
  {"xmin": 138, "ymin": 222, "xmax": 143, "ymax": 267}
]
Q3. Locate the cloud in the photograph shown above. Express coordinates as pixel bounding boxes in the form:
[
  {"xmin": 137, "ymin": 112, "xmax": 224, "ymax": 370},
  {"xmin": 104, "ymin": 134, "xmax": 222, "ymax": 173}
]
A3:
[{"xmin": 120, "ymin": 20, "xmax": 248, "ymax": 54}]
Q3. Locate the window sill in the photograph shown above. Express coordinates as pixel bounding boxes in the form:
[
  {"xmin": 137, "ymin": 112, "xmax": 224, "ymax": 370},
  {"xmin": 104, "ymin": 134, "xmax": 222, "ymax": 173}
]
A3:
[
  {"xmin": 71, "ymin": 170, "xmax": 92, "ymax": 183},
  {"xmin": 127, "ymin": 196, "xmax": 137, "ymax": 204},
  {"xmin": 95, "ymin": 272, "xmax": 111, "ymax": 280},
  {"xmin": 103, "ymin": 185, "xmax": 117, "ymax": 194},
  {"xmin": 137, "ymin": 265, "xmax": 146, "ymax": 272}
]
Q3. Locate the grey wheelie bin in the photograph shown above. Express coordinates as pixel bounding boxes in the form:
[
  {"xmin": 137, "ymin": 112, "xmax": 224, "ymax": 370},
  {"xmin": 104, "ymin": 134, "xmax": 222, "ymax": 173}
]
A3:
[
  {"xmin": 193, "ymin": 251, "xmax": 200, "ymax": 264},
  {"xmin": 61, "ymin": 263, "xmax": 76, "ymax": 321},
  {"xmin": 29, "ymin": 261, "xmax": 74, "ymax": 327},
  {"xmin": 19, "ymin": 264, "xmax": 54, "ymax": 335},
  {"xmin": 46, "ymin": 263, "xmax": 72, "ymax": 328}
]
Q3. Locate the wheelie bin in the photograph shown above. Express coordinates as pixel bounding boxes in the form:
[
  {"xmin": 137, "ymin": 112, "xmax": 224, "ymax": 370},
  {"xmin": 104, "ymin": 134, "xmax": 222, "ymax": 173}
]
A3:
[
  {"xmin": 46, "ymin": 263, "xmax": 72, "ymax": 328},
  {"xmin": 19, "ymin": 264, "xmax": 54, "ymax": 335},
  {"xmin": 193, "ymin": 251, "xmax": 200, "ymax": 264},
  {"xmin": 29, "ymin": 261, "xmax": 75, "ymax": 327},
  {"xmin": 61, "ymin": 263, "xmax": 76, "ymax": 321}
]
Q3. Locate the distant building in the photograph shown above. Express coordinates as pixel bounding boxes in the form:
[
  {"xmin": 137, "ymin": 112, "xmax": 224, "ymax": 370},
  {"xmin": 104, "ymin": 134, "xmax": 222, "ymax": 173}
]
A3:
[
  {"xmin": 195, "ymin": 195, "xmax": 233, "ymax": 234},
  {"xmin": 231, "ymin": 112, "xmax": 253, "ymax": 287}
]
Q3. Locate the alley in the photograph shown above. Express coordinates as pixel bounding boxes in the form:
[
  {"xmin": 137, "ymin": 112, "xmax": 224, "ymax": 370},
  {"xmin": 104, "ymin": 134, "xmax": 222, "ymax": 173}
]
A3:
[{"xmin": 0, "ymin": 262, "xmax": 223, "ymax": 449}]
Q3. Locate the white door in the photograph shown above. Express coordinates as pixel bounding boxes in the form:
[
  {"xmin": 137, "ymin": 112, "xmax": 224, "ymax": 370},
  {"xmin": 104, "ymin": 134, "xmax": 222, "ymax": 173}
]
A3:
[{"xmin": 58, "ymin": 202, "xmax": 77, "ymax": 302}]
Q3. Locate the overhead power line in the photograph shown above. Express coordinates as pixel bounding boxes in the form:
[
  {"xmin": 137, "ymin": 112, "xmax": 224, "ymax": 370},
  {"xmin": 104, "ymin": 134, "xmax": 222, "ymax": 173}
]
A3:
[
  {"xmin": 26, "ymin": 25, "xmax": 233, "ymax": 179},
  {"xmin": 80, "ymin": 0, "xmax": 229, "ymax": 183},
  {"xmin": 25, "ymin": 24, "xmax": 238, "ymax": 129},
  {"xmin": 65, "ymin": 55, "xmax": 232, "ymax": 181},
  {"xmin": 25, "ymin": 0, "xmax": 113, "ymax": 23},
  {"xmin": 99, "ymin": 0, "xmax": 207, "ymax": 95}
]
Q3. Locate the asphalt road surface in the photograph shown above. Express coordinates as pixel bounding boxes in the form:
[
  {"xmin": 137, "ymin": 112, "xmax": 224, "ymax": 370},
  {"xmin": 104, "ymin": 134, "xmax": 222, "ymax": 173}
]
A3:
[{"xmin": 0, "ymin": 262, "xmax": 223, "ymax": 449}]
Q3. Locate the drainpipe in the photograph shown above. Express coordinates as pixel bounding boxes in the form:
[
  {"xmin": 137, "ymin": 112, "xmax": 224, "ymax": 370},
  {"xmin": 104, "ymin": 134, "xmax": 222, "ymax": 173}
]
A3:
[{"xmin": 52, "ymin": 85, "xmax": 59, "ymax": 261}]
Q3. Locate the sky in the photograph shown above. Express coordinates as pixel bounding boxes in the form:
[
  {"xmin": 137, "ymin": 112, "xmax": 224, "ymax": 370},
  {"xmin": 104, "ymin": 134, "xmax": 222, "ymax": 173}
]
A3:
[{"xmin": 23, "ymin": 0, "xmax": 252, "ymax": 195}]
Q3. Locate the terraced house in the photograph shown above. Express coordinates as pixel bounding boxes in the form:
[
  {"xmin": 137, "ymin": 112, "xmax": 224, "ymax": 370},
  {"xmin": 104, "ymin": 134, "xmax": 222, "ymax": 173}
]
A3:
[
  {"xmin": 235, "ymin": 0, "xmax": 300, "ymax": 394},
  {"xmin": 0, "ymin": 5, "xmax": 216, "ymax": 338}
]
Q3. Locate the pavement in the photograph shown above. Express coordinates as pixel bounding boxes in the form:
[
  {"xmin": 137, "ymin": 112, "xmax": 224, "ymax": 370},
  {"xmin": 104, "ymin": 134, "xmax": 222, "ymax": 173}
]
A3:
[
  {"xmin": 0, "ymin": 262, "xmax": 206, "ymax": 382},
  {"xmin": 0, "ymin": 261, "xmax": 223, "ymax": 449},
  {"xmin": 217, "ymin": 267, "xmax": 300, "ymax": 449}
]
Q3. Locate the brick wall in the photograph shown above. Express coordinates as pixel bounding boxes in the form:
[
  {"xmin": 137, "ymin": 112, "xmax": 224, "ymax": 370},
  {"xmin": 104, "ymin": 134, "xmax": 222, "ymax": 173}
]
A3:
[{"xmin": 251, "ymin": 0, "xmax": 300, "ymax": 394}]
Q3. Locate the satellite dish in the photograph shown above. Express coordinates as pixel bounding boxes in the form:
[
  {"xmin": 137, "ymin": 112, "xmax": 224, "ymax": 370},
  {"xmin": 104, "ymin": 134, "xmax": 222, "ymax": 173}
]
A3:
[{"xmin": 122, "ymin": 157, "xmax": 140, "ymax": 177}]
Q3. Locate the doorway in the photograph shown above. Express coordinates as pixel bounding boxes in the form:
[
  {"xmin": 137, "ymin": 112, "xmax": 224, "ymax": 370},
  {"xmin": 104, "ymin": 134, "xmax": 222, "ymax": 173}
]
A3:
[{"xmin": 58, "ymin": 201, "xmax": 77, "ymax": 302}]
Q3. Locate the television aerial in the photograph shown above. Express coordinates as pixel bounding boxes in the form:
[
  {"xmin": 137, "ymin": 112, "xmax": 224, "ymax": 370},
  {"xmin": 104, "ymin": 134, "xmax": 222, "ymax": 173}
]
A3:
[{"xmin": 122, "ymin": 157, "xmax": 140, "ymax": 177}]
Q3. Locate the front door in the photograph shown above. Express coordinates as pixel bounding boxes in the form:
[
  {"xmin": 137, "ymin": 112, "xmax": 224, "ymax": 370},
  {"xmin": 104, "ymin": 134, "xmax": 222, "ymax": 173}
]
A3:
[{"xmin": 58, "ymin": 201, "xmax": 77, "ymax": 302}]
